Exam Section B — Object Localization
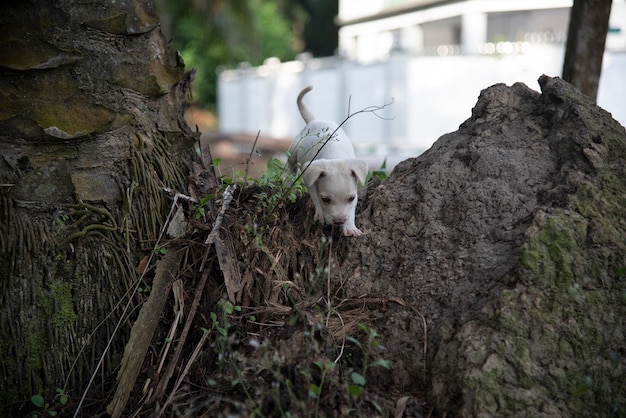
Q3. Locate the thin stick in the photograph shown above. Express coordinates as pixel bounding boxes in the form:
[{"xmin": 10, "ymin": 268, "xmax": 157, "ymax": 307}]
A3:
[
  {"xmin": 155, "ymin": 328, "xmax": 211, "ymax": 418},
  {"xmin": 205, "ymin": 184, "xmax": 236, "ymax": 245},
  {"xmin": 244, "ymin": 130, "xmax": 261, "ymax": 182},
  {"xmin": 333, "ymin": 310, "xmax": 346, "ymax": 364},
  {"xmin": 153, "ymin": 180, "xmax": 235, "ymax": 401},
  {"xmin": 325, "ymin": 236, "xmax": 333, "ymax": 327},
  {"xmin": 152, "ymin": 247, "xmax": 212, "ymax": 402}
]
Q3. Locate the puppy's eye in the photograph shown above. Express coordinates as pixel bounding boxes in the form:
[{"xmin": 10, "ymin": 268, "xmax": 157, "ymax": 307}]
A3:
[
  {"xmin": 348, "ymin": 196, "xmax": 356, "ymax": 203},
  {"xmin": 321, "ymin": 196, "xmax": 331, "ymax": 204}
]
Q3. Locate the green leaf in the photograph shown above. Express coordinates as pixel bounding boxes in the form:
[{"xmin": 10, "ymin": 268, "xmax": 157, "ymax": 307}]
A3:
[
  {"xmin": 200, "ymin": 194, "xmax": 214, "ymax": 205},
  {"xmin": 308, "ymin": 384, "xmax": 320, "ymax": 398},
  {"xmin": 55, "ymin": 388, "xmax": 69, "ymax": 406},
  {"xmin": 31, "ymin": 394, "xmax": 45, "ymax": 408},
  {"xmin": 372, "ymin": 358, "xmax": 391, "ymax": 369},
  {"xmin": 348, "ymin": 384, "xmax": 362, "ymax": 396},
  {"xmin": 218, "ymin": 327, "xmax": 228, "ymax": 337},
  {"xmin": 346, "ymin": 336, "xmax": 363, "ymax": 350},
  {"xmin": 49, "ymin": 411, "xmax": 57, "ymax": 417},
  {"xmin": 267, "ymin": 157, "xmax": 283, "ymax": 172},
  {"xmin": 351, "ymin": 372, "xmax": 366, "ymax": 386},
  {"xmin": 223, "ymin": 301, "xmax": 234, "ymax": 314}
]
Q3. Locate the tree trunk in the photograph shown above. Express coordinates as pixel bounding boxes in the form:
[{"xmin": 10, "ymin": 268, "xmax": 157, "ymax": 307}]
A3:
[
  {"xmin": 0, "ymin": 0, "xmax": 195, "ymax": 413},
  {"xmin": 562, "ymin": 0, "xmax": 612, "ymax": 100}
]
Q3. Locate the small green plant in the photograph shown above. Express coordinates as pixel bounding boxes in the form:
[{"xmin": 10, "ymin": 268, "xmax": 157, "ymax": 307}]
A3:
[
  {"xmin": 203, "ymin": 155, "xmax": 306, "ymax": 231},
  {"xmin": 195, "ymin": 193, "xmax": 215, "ymax": 219},
  {"xmin": 210, "ymin": 300, "xmax": 241, "ymax": 338},
  {"xmin": 31, "ymin": 388, "xmax": 69, "ymax": 417},
  {"xmin": 309, "ymin": 360, "xmax": 336, "ymax": 417},
  {"xmin": 255, "ymin": 157, "xmax": 306, "ymax": 211},
  {"xmin": 137, "ymin": 283, "xmax": 151, "ymax": 294},
  {"xmin": 346, "ymin": 323, "xmax": 390, "ymax": 397},
  {"xmin": 53, "ymin": 213, "xmax": 69, "ymax": 227},
  {"xmin": 209, "ymin": 299, "xmax": 243, "ymax": 377}
]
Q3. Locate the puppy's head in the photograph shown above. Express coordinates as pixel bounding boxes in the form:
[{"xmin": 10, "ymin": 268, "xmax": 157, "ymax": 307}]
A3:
[{"xmin": 303, "ymin": 159, "xmax": 368, "ymax": 226}]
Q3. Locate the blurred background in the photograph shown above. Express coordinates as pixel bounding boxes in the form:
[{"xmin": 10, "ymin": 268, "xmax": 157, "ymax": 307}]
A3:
[{"xmin": 157, "ymin": 0, "xmax": 626, "ymax": 175}]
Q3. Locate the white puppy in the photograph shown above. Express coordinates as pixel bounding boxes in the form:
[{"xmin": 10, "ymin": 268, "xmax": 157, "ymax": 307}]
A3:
[{"xmin": 288, "ymin": 86, "xmax": 368, "ymax": 237}]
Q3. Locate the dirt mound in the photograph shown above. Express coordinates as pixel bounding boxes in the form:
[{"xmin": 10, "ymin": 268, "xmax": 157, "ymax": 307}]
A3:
[
  {"xmin": 338, "ymin": 75, "xmax": 626, "ymax": 416},
  {"xmin": 102, "ymin": 75, "xmax": 625, "ymax": 417}
]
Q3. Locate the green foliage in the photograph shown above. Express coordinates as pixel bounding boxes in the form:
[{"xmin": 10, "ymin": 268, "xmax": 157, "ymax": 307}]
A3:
[
  {"xmin": 180, "ymin": 280, "xmax": 390, "ymax": 416},
  {"xmin": 366, "ymin": 157, "xmax": 388, "ymax": 183},
  {"xmin": 254, "ymin": 157, "xmax": 306, "ymax": 214},
  {"xmin": 209, "ymin": 300, "xmax": 243, "ymax": 363},
  {"xmin": 30, "ymin": 388, "xmax": 68, "ymax": 417},
  {"xmin": 159, "ymin": 0, "xmax": 300, "ymax": 108},
  {"xmin": 203, "ymin": 156, "xmax": 305, "ymax": 229},
  {"xmin": 195, "ymin": 193, "xmax": 214, "ymax": 219},
  {"xmin": 347, "ymin": 323, "xmax": 390, "ymax": 382},
  {"xmin": 154, "ymin": 246, "xmax": 168, "ymax": 255}
]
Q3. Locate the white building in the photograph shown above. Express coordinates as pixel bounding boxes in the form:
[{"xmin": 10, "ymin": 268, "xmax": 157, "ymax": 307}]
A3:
[{"xmin": 217, "ymin": 0, "xmax": 626, "ymax": 168}]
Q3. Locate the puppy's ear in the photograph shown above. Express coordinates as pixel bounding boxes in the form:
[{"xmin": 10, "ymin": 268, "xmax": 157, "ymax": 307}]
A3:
[
  {"xmin": 348, "ymin": 160, "xmax": 368, "ymax": 185},
  {"xmin": 302, "ymin": 160, "xmax": 327, "ymax": 188}
]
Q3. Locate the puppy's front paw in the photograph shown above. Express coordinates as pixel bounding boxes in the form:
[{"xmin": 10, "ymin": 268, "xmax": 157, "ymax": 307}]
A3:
[
  {"xmin": 342, "ymin": 226, "xmax": 363, "ymax": 237},
  {"xmin": 314, "ymin": 210, "xmax": 324, "ymax": 223}
]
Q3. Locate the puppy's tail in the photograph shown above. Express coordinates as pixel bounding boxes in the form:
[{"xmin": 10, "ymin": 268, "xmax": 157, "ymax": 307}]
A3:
[{"xmin": 297, "ymin": 85, "xmax": 315, "ymax": 123}]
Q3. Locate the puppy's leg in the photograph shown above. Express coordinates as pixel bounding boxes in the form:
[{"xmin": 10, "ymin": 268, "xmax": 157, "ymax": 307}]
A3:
[
  {"xmin": 308, "ymin": 187, "xmax": 325, "ymax": 224},
  {"xmin": 302, "ymin": 161, "xmax": 326, "ymax": 224},
  {"xmin": 341, "ymin": 201, "xmax": 362, "ymax": 237}
]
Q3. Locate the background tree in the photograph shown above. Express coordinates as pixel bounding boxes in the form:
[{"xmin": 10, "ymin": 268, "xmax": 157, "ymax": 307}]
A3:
[
  {"xmin": 158, "ymin": 0, "xmax": 301, "ymax": 109},
  {"xmin": 0, "ymin": 1, "xmax": 196, "ymax": 414},
  {"xmin": 158, "ymin": 0, "xmax": 339, "ymax": 109},
  {"xmin": 277, "ymin": 0, "xmax": 340, "ymax": 57},
  {"xmin": 562, "ymin": 0, "xmax": 612, "ymax": 100}
]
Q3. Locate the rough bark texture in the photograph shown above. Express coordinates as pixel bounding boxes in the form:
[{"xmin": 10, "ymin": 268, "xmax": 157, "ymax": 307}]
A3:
[
  {"xmin": 0, "ymin": 0, "xmax": 195, "ymax": 411},
  {"xmin": 338, "ymin": 75, "xmax": 626, "ymax": 416},
  {"xmin": 562, "ymin": 0, "xmax": 612, "ymax": 100}
]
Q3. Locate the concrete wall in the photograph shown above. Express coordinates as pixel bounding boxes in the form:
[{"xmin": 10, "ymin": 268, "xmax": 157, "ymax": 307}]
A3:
[{"xmin": 217, "ymin": 46, "xmax": 626, "ymax": 168}]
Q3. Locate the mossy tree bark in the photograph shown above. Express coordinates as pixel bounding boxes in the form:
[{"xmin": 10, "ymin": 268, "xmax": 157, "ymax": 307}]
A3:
[{"xmin": 0, "ymin": 0, "xmax": 196, "ymax": 411}]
